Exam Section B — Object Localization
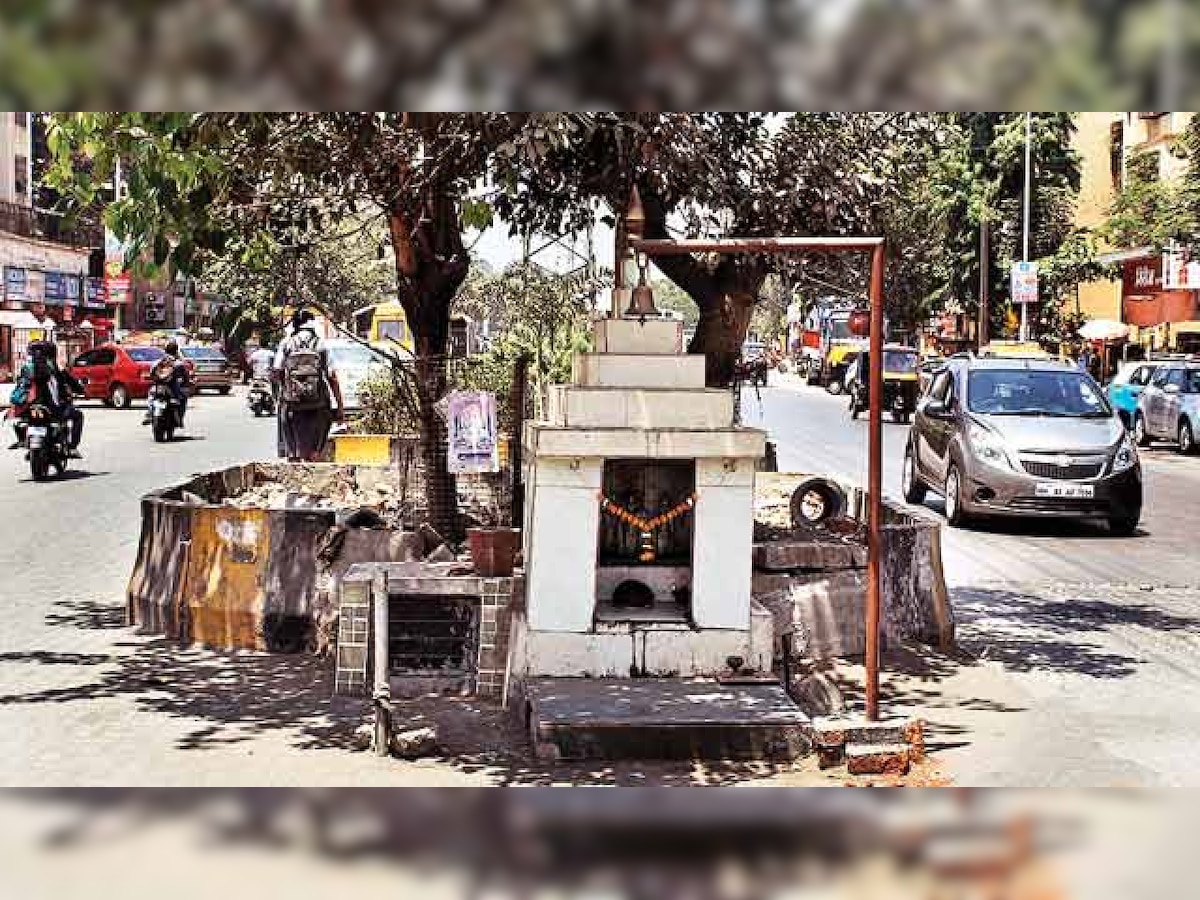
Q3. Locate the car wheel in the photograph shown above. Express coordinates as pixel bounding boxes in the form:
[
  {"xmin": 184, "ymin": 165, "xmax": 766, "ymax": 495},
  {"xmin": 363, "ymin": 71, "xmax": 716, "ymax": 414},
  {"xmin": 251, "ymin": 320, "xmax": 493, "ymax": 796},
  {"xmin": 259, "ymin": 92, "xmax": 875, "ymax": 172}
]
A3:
[
  {"xmin": 1179, "ymin": 420, "xmax": 1196, "ymax": 455},
  {"xmin": 826, "ymin": 378, "xmax": 843, "ymax": 396},
  {"xmin": 1108, "ymin": 512, "xmax": 1140, "ymax": 536},
  {"xmin": 944, "ymin": 464, "xmax": 969, "ymax": 527},
  {"xmin": 219, "ymin": 386, "xmax": 232, "ymax": 395},
  {"xmin": 849, "ymin": 397, "xmax": 858, "ymax": 420},
  {"xmin": 902, "ymin": 443, "xmax": 927, "ymax": 504},
  {"xmin": 109, "ymin": 383, "xmax": 131, "ymax": 409},
  {"xmin": 1133, "ymin": 413, "xmax": 1151, "ymax": 447}
]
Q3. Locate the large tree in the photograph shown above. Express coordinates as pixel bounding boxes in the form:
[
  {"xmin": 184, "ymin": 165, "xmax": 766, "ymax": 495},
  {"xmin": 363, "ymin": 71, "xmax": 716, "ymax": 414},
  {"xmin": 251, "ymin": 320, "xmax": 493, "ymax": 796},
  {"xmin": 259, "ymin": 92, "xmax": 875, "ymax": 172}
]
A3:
[
  {"xmin": 44, "ymin": 112, "xmax": 550, "ymax": 535},
  {"xmin": 499, "ymin": 112, "xmax": 944, "ymax": 385}
]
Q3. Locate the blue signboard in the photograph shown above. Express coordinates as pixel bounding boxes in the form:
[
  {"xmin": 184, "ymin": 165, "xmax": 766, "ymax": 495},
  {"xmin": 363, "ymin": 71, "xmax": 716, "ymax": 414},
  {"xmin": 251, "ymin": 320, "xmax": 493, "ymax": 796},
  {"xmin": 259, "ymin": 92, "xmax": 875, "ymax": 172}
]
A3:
[
  {"xmin": 65, "ymin": 274, "xmax": 81, "ymax": 304},
  {"xmin": 4, "ymin": 266, "xmax": 27, "ymax": 302},
  {"xmin": 44, "ymin": 271, "xmax": 66, "ymax": 304},
  {"xmin": 84, "ymin": 277, "xmax": 107, "ymax": 309}
]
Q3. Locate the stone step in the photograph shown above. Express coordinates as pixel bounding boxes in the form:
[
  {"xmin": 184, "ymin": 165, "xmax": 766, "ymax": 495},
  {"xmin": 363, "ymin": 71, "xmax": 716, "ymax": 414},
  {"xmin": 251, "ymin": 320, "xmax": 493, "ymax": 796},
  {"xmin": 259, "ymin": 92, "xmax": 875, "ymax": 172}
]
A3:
[
  {"xmin": 845, "ymin": 742, "xmax": 911, "ymax": 775},
  {"xmin": 573, "ymin": 353, "xmax": 707, "ymax": 389},
  {"xmin": 592, "ymin": 318, "xmax": 684, "ymax": 355},
  {"xmin": 547, "ymin": 385, "xmax": 734, "ymax": 429},
  {"xmin": 523, "ymin": 677, "xmax": 812, "ymax": 761}
]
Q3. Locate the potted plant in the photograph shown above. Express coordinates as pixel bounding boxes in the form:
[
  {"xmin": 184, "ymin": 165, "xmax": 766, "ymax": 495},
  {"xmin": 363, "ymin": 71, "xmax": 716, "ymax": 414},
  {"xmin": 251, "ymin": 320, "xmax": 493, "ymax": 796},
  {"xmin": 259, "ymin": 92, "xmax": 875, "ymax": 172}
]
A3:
[{"xmin": 467, "ymin": 527, "xmax": 521, "ymax": 577}]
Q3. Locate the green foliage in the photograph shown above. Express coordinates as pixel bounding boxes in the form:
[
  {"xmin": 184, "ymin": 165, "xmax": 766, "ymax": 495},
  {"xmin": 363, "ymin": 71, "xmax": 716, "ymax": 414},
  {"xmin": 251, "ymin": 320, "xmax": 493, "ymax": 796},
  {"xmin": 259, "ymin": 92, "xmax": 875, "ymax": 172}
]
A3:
[
  {"xmin": 1106, "ymin": 148, "xmax": 1198, "ymax": 251},
  {"xmin": 651, "ymin": 279, "xmax": 699, "ymax": 327},
  {"xmin": 352, "ymin": 368, "xmax": 419, "ymax": 437}
]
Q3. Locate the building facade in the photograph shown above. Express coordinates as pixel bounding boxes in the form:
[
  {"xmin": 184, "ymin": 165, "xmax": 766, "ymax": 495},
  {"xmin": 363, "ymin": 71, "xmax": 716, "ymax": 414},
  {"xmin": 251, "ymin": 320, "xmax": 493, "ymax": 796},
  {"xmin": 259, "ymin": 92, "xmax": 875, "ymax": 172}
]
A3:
[{"xmin": 1073, "ymin": 112, "xmax": 1199, "ymax": 352}]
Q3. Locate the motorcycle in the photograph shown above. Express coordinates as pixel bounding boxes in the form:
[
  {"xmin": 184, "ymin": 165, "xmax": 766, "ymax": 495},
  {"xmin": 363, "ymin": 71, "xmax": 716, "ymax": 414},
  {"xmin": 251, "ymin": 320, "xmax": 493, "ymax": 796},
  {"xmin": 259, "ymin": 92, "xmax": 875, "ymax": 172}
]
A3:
[
  {"xmin": 247, "ymin": 378, "xmax": 276, "ymax": 417},
  {"xmin": 18, "ymin": 403, "xmax": 71, "ymax": 481},
  {"xmin": 148, "ymin": 383, "xmax": 184, "ymax": 442}
]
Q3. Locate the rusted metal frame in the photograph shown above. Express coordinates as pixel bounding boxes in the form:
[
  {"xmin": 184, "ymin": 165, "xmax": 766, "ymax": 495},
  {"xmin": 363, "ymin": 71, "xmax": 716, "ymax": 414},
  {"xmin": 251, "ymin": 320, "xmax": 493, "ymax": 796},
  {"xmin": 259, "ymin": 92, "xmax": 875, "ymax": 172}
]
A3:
[
  {"xmin": 629, "ymin": 234, "xmax": 887, "ymax": 721},
  {"xmin": 372, "ymin": 569, "xmax": 391, "ymax": 756}
]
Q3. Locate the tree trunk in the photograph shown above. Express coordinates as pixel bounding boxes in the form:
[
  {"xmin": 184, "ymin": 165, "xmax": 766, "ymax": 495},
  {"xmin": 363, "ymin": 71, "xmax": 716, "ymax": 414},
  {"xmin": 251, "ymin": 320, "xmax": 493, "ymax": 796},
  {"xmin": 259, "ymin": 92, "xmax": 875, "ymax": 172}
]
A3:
[
  {"xmin": 689, "ymin": 288, "xmax": 757, "ymax": 387},
  {"xmin": 387, "ymin": 188, "xmax": 469, "ymax": 540}
]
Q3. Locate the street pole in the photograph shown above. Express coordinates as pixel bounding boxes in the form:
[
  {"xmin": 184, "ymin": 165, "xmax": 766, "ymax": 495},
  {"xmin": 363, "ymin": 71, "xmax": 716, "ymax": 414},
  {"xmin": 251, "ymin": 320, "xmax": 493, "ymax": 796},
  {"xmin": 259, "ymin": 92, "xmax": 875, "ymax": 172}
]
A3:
[
  {"xmin": 865, "ymin": 242, "xmax": 885, "ymax": 722},
  {"xmin": 1020, "ymin": 112, "xmax": 1033, "ymax": 343},
  {"xmin": 978, "ymin": 214, "xmax": 989, "ymax": 351}
]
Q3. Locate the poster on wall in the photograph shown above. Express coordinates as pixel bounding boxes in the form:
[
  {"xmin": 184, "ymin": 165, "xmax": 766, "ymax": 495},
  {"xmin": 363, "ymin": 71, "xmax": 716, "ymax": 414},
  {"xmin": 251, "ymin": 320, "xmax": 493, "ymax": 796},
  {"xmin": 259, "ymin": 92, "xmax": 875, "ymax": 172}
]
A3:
[
  {"xmin": 1011, "ymin": 261, "xmax": 1039, "ymax": 305},
  {"xmin": 447, "ymin": 390, "xmax": 500, "ymax": 475},
  {"xmin": 104, "ymin": 228, "xmax": 132, "ymax": 303}
]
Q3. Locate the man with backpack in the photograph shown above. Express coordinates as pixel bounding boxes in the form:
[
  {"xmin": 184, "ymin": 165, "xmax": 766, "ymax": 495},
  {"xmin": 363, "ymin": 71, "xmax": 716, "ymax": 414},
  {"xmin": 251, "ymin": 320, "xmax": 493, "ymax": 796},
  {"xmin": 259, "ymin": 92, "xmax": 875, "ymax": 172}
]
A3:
[{"xmin": 273, "ymin": 310, "xmax": 344, "ymax": 462}]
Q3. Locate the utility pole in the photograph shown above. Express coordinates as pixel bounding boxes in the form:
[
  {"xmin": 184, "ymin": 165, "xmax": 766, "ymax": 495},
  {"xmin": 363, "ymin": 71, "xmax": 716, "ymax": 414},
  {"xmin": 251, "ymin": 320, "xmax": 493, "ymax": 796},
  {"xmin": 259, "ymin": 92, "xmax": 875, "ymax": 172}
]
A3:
[
  {"xmin": 978, "ymin": 214, "xmax": 989, "ymax": 350},
  {"xmin": 1020, "ymin": 112, "xmax": 1033, "ymax": 343}
]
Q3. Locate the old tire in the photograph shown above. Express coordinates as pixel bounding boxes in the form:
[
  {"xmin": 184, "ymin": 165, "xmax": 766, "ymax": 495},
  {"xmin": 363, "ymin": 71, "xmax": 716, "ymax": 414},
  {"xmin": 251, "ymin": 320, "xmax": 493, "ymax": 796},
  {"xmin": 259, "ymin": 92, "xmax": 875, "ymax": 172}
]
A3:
[
  {"xmin": 944, "ymin": 464, "xmax": 969, "ymax": 527},
  {"xmin": 1179, "ymin": 420, "xmax": 1196, "ymax": 455},
  {"xmin": 790, "ymin": 478, "xmax": 846, "ymax": 528},
  {"xmin": 1133, "ymin": 413, "xmax": 1151, "ymax": 447},
  {"xmin": 902, "ymin": 443, "xmax": 927, "ymax": 505},
  {"xmin": 109, "ymin": 383, "xmax": 131, "ymax": 409}
]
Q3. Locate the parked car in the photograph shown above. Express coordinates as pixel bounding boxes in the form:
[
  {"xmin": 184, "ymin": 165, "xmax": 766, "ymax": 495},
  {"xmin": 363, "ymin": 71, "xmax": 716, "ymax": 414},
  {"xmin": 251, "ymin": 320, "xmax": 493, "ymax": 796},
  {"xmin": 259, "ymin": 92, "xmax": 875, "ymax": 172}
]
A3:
[
  {"xmin": 1106, "ymin": 361, "xmax": 1159, "ymax": 429},
  {"xmin": 179, "ymin": 345, "xmax": 234, "ymax": 394},
  {"xmin": 903, "ymin": 356, "xmax": 1141, "ymax": 534},
  {"xmin": 1133, "ymin": 362, "xmax": 1200, "ymax": 454},
  {"xmin": 324, "ymin": 339, "xmax": 395, "ymax": 413},
  {"xmin": 69, "ymin": 343, "xmax": 192, "ymax": 409}
]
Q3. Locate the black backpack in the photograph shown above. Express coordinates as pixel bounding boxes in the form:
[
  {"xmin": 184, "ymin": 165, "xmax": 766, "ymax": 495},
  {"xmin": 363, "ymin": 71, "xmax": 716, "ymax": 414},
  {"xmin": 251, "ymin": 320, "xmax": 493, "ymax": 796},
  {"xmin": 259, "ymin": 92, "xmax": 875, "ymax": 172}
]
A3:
[{"xmin": 280, "ymin": 329, "xmax": 330, "ymax": 409}]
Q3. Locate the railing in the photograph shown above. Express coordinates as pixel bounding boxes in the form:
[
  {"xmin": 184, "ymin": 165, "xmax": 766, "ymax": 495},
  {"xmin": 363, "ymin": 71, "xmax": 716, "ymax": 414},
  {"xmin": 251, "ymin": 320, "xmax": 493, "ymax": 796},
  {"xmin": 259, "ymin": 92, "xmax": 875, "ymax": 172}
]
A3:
[{"xmin": 0, "ymin": 200, "xmax": 102, "ymax": 249}]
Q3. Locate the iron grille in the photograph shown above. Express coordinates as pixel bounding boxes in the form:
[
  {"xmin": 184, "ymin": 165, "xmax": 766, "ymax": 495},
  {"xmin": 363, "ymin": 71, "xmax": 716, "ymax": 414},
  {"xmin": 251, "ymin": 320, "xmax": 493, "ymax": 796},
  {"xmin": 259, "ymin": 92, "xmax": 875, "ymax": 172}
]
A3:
[
  {"xmin": 1021, "ymin": 460, "xmax": 1104, "ymax": 480},
  {"xmin": 388, "ymin": 595, "xmax": 478, "ymax": 674}
]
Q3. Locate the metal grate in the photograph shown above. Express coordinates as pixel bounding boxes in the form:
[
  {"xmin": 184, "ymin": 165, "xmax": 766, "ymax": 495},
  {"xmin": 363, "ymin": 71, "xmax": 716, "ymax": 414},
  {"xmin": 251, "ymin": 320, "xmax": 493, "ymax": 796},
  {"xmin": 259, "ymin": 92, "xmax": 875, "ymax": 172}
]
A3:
[
  {"xmin": 1021, "ymin": 460, "xmax": 1104, "ymax": 480},
  {"xmin": 388, "ymin": 595, "xmax": 478, "ymax": 675},
  {"xmin": 1008, "ymin": 497, "xmax": 1107, "ymax": 514}
]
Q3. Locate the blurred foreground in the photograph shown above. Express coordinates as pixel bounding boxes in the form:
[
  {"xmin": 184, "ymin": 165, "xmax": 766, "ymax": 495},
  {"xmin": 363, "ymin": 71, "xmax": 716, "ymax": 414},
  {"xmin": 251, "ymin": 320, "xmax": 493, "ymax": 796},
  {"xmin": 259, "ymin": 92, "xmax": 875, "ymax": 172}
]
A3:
[{"xmin": 0, "ymin": 790, "xmax": 1189, "ymax": 899}]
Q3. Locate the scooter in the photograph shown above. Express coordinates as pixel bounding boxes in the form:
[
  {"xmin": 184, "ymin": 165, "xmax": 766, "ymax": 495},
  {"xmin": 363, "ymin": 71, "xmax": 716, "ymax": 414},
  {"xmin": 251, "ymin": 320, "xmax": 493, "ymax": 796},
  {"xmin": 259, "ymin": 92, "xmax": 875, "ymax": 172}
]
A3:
[
  {"xmin": 148, "ymin": 383, "xmax": 184, "ymax": 442},
  {"xmin": 16, "ymin": 403, "xmax": 71, "ymax": 481},
  {"xmin": 247, "ymin": 378, "xmax": 276, "ymax": 417}
]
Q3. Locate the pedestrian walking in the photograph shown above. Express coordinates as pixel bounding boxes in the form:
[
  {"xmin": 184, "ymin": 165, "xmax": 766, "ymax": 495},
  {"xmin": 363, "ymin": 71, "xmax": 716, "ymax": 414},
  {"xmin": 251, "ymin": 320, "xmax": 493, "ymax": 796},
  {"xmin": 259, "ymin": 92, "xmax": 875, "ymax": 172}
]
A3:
[{"xmin": 273, "ymin": 310, "xmax": 344, "ymax": 462}]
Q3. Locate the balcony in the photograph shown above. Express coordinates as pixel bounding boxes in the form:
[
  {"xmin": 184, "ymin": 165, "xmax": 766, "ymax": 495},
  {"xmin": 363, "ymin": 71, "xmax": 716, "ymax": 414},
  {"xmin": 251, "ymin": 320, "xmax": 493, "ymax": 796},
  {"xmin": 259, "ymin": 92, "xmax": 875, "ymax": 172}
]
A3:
[{"xmin": 0, "ymin": 200, "xmax": 102, "ymax": 249}]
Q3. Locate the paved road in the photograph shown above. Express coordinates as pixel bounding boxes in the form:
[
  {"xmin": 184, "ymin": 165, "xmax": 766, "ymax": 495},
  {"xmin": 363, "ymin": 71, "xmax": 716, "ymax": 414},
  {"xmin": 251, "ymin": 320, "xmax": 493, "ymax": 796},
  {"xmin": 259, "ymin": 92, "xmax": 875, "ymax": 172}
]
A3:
[
  {"xmin": 751, "ymin": 376, "xmax": 1200, "ymax": 785},
  {"xmin": 743, "ymin": 377, "xmax": 1200, "ymax": 588}
]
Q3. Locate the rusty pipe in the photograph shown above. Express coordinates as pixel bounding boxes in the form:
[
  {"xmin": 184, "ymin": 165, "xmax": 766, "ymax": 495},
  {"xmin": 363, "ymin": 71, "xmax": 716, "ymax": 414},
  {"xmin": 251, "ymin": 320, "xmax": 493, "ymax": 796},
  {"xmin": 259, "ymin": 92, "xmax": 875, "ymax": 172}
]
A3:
[
  {"xmin": 866, "ymin": 242, "xmax": 885, "ymax": 722},
  {"xmin": 629, "ymin": 237, "xmax": 885, "ymax": 255}
]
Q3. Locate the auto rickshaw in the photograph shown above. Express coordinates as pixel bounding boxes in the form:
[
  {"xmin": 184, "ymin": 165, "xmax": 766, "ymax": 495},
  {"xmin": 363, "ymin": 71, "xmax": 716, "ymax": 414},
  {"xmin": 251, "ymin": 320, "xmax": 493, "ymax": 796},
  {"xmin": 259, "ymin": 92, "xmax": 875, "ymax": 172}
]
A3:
[{"xmin": 847, "ymin": 344, "xmax": 920, "ymax": 423}]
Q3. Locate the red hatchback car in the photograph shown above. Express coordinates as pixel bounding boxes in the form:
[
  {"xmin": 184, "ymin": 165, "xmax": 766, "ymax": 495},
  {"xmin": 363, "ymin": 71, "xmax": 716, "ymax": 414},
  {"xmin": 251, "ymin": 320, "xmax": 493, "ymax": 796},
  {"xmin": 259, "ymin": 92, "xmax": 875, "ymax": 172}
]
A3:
[{"xmin": 68, "ymin": 343, "xmax": 194, "ymax": 408}]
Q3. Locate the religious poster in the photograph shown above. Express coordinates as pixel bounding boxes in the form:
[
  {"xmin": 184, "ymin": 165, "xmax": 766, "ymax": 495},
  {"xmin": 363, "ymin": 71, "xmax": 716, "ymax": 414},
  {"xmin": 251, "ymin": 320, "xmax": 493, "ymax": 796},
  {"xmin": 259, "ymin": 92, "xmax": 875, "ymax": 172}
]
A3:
[{"xmin": 447, "ymin": 390, "xmax": 499, "ymax": 474}]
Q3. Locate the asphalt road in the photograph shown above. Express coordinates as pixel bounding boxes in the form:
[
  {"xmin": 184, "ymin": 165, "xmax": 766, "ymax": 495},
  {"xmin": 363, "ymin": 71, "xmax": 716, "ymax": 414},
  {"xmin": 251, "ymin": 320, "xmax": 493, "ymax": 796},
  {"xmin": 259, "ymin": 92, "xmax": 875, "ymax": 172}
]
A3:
[
  {"xmin": 748, "ymin": 375, "xmax": 1200, "ymax": 785},
  {"xmin": 742, "ymin": 377, "xmax": 1200, "ymax": 589}
]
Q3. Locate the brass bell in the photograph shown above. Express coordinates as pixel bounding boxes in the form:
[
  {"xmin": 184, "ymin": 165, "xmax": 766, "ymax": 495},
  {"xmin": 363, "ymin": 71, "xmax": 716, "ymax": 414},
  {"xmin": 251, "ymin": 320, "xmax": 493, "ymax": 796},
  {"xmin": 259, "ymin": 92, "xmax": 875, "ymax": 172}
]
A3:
[{"xmin": 624, "ymin": 254, "xmax": 658, "ymax": 318}]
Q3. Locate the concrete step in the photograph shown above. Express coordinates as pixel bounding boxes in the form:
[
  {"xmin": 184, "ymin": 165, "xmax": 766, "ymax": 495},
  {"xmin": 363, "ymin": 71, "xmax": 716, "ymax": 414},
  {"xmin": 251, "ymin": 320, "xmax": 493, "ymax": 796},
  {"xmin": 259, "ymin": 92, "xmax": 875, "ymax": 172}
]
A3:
[
  {"xmin": 546, "ymin": 384, "xmax": 734, "ymax": 429},
  {"xmin": 522, "ymin": 677, "xmax": 812, "ymax": 761},
  {"xmin": 572, "ymin": 353, "xmax": 707, "ymax": 389}
]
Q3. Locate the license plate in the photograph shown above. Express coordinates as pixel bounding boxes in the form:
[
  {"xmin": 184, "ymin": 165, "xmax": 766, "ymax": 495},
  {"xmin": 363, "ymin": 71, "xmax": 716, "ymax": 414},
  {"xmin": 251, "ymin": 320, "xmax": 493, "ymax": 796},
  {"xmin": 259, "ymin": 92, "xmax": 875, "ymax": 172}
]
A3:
[
  {"xmin": 1035, "ymin": 482, "xmax": 1094, "ymax": 499},
  {"xmin": 27, "ymin": 427, "xmax": 47, "ymax": 438}
]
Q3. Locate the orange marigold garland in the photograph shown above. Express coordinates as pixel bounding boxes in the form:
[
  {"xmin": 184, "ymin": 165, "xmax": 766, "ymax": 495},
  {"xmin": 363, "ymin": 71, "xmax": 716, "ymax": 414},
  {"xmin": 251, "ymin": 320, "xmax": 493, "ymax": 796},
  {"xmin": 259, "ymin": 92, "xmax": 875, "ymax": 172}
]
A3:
[{"xmin": 598, "ymin": 492, "xmax": 698, "ymax": 562}]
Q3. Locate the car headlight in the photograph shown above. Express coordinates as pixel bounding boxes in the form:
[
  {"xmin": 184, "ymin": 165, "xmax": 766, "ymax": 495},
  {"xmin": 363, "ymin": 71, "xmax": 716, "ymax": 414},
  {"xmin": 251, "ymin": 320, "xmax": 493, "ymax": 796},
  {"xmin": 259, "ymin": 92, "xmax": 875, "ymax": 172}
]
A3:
[
  {"xmin": 968, "ymin": 420, "xmax": 1018, "ymax": 472},
  {"xmin": 1111, "ymin": 433, "xmax": 1138, "ymax": 474}
]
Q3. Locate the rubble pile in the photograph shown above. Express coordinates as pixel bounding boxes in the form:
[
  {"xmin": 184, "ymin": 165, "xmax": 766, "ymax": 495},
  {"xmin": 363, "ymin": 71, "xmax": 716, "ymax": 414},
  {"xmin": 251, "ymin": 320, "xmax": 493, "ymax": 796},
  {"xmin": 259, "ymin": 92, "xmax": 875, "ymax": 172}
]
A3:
[{"xmin": 222, "ymin": 464, "xmax": 413, "ymax": 521}]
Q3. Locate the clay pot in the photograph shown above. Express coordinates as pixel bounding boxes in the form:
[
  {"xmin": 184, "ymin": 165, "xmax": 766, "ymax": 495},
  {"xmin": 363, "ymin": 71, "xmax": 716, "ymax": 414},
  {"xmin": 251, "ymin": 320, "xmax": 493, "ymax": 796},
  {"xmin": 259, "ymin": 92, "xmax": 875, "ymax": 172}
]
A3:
[{"xmin": 467, "ymin": 527, "xmax": 521, "ymax": 577}]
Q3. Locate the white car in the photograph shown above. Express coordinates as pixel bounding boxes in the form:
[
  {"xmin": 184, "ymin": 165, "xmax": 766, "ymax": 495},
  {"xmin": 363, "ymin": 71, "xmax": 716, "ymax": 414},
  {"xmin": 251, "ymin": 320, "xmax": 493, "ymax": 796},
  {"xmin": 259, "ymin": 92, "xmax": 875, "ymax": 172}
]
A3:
[{"xmin": 323, "ymin": 339, "xmax": 402, "ymax": 413}]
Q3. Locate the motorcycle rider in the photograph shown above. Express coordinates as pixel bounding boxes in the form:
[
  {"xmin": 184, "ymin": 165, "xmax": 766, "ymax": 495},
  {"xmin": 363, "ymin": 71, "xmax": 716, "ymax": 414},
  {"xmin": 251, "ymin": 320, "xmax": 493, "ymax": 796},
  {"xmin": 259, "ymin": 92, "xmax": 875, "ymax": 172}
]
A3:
[
  {"xmin": 6, "ymin": 340, "xmax": 85, "ymax": 458},
  {"xmin": 144, "ymin": 341, "xmax": 192, "ymax": 427}
]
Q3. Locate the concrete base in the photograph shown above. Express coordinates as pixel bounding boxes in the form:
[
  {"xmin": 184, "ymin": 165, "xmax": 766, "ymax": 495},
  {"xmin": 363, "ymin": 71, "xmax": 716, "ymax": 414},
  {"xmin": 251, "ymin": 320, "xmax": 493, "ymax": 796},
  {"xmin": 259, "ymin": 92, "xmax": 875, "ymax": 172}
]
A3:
[{"xmin": 522, "ymin": 678, "xmax": 812, "ymax": 761}]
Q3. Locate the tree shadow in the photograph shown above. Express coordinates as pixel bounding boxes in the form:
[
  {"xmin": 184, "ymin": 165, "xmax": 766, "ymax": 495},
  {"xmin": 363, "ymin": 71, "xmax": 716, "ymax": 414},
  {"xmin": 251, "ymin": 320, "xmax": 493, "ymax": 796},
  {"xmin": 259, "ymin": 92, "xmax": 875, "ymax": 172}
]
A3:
[{"xmin": 44, "ymin": 600, "xmax": 127, "ymax": 630}]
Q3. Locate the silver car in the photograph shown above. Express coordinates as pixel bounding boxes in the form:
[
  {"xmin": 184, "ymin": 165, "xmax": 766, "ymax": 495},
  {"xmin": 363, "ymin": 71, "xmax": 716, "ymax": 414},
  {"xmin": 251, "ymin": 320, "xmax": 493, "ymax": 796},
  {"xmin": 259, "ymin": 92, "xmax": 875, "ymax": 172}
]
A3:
[
  {"xmin": 323, "ymin": 339, "xmax": 398, "ymax": 413},
  {"xmin": 903, "ymin": 357, "xmax": 1142, "ymax": 534},
  {"xmin": 1133, "ymin": 363, "xmax": 1200, "ymax": 454}
]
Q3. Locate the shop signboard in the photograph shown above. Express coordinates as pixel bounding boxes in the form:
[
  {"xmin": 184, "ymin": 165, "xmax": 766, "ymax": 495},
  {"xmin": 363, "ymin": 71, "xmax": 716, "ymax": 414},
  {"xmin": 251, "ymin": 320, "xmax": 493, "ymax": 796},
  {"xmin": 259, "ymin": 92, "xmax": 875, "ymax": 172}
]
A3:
[
  {"xmin": 84, "ymin": 278, "xmax": 107, "ymax": 309},
  {"xmin": 1163, "ymin": 244, "xmax": 1200, "ymax": 291},
  {"xmin": 44, "ymin": 271, "xmax": 68, "ymax": 305},
  {"xmin": 25, "ymin": 269, "xmax": 45, "ymax": 304},
  {"xmin": 447, "ymin": 390, "xmax": 499, "ymax": 474},
  {"xmin": 4, "ymin": 266, "xmax": 27, "ymax": 302},
  {"xmin": 65, "ymin": 274, "xmax": 81, "ymax": 306}
]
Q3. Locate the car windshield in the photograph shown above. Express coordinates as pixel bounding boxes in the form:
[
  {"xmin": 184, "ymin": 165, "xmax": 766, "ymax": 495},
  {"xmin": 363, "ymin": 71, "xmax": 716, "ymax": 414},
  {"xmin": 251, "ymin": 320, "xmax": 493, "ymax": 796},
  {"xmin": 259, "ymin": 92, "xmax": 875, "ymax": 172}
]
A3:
[
  {"xmin": 328, "ymin": 343, "xmax": 386, "ymax": 368},
  {"xmin": 884, "ymin": 351, "xmax": 917, "ymax": 373},
  {"xmin": 181, "ymin": 347, "xmax": 225, "ymax": 360},
  {"xmin": 968, "ymin": 369, "xmax": 1111, "ymax": 417},
  {"xmin": 126, "ymin": 347, "xmax": 165, "ymax": 362}
]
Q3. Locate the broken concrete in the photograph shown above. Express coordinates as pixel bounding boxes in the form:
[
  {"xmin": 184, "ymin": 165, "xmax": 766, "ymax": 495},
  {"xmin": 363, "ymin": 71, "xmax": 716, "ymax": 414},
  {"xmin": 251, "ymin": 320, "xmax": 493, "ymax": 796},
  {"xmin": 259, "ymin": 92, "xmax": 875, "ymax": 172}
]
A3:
[
  {"xmin": 846, "ymin": 742, "xmax": 911, "ymax": 776},
  {"xmin": 390, "ymin": 727, "xmax": 439, "ymax": 759}
]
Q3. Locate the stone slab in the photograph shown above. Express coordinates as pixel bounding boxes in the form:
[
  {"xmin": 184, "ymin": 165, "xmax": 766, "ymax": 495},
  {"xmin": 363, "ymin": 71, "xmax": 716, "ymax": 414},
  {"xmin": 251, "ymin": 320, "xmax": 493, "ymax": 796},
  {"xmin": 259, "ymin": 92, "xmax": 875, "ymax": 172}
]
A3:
[
  {"xmin": 592, "ymin": 318, "xmax": 683, "ymax": 355},
  {"xmin": 573, "ymin": 353, "xmax": 707, "ymax": 389},
  {"xmin": 752, "ymin": 539, "xmax": 864, "ymax": 572},
  {"xmin": 524, "ymin": 423, "xmax": 766, "ymax": 460}
]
